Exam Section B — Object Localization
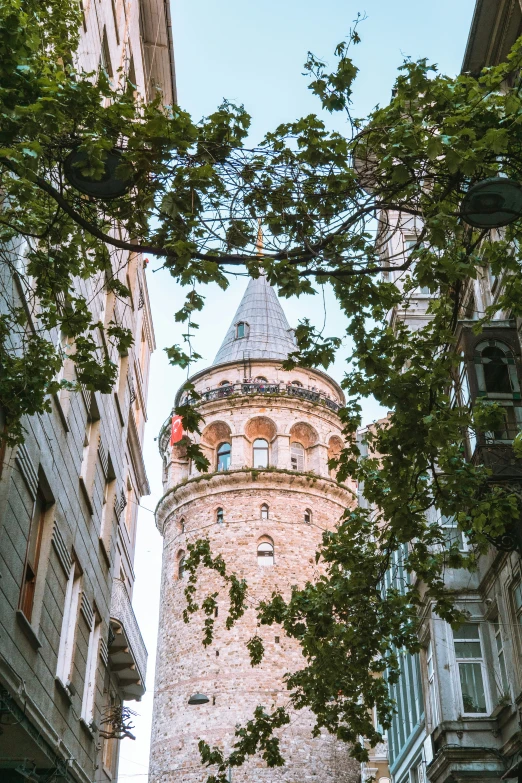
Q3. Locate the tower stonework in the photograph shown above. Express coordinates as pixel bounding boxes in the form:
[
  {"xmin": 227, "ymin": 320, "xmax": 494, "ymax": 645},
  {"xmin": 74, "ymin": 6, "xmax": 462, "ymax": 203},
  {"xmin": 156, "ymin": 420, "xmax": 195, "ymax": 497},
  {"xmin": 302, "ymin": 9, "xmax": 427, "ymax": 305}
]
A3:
[{"xmin": 150, "ymin": 276, "xmax": 359, "ymax": 782}]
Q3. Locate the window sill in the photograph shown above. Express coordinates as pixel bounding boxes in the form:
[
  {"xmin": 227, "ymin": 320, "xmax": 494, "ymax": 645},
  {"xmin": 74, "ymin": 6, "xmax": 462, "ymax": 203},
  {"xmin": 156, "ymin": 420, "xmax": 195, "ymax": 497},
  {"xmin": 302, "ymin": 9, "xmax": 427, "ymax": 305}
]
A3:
[
  {"xmin": 80, "ymin": 716, "xmax": 96, "ymax": 740},
  {"xmin": 55, "ymin": 676, "xmax": 73, "ymax": 704},
  {"xmin": 15, "ymin": 610, "xmax": 42, "ymax": 651},
  {"xmin": 79, "ymin": 476, "xmax": 94, "ymax": 516},
  {"xmin": 99, "ymin": 535, "xmax": 111, "ymax": 569},
  {"xmin": 114, "ymin": 391, "xmax": 125, "ymax": 427}
]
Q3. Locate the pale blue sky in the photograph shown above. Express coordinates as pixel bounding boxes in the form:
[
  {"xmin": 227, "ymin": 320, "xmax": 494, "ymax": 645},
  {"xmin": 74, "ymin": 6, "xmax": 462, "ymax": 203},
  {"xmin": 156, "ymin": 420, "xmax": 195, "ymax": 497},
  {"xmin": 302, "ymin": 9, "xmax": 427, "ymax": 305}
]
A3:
[{"xmin": 118, "ymin": 2, "xmax": 476, "ymax": 779}]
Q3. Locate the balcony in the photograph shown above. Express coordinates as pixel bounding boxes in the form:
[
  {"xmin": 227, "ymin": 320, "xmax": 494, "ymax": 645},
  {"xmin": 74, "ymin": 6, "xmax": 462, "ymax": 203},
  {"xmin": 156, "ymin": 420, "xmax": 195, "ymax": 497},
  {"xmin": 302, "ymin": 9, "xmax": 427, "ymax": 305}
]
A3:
[
  {"xmin": 109, "ymin": 579, "xmax": 147, "ymax": 701},
  {"xmin": 181, "ymin": 381, "xmax": 341, "ymax": 412},
  {"xmin": 471, "ymin": 430, "xmax": 522, "ymax": 480}
]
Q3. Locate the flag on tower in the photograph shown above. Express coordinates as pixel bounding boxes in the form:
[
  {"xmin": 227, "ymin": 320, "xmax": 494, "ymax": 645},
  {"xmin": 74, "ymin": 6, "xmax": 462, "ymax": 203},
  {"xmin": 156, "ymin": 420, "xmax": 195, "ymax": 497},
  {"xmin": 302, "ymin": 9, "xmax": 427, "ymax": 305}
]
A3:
[{"xmin": 170, "ymin": 415, "xmax": 183, "ymax": 445}]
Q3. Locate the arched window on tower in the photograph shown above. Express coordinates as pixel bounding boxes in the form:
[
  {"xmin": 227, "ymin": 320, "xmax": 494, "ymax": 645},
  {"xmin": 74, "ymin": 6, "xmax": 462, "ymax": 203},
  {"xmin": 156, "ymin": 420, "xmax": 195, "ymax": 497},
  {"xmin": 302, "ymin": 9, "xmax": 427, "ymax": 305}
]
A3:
[
  {"xmin": 291, "ymin": 442, "xmax": 305, "ymax": 471},
  {"xmin": 177, "ymin": 518, "xmax": 185, "ymax": 534},
  {"xmin": 216, "ymin": 507, "xmax": 224, "ymax": 524},
  {"xmin": 257, "ymin": 538, "xmax": 274, "ymax": 566},
  {"xmin": 475, "ymin": 341, "xmax": 519, "ymax": 396},
  {"xmin": 304, "ymin": 509, "xmax": 312, "ymax": 525},
  {"xmin": 217, "ymin": 442, "xmax": 231, "ymax": 471},
  {"xmin": 253, "ymin": 438, "xmax": 269, "ymax": 468},
  {"xmin": 260, "ymin": 503, "xmax": 269, "ymax": 520},
  {"xmin": 177, "ymin": 551, "xmax": 186, "ymax": 579}
]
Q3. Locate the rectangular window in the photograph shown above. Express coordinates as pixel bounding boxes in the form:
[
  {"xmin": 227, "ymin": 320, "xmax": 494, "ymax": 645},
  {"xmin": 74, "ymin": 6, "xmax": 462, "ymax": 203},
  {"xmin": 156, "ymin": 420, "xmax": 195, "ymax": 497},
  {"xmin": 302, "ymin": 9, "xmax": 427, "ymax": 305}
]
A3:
[
  {"xmin": 56, "ymin": 560, "xmax": 82, "ymax": 686},
  {"xmin": 452, "ymin": 623, "xmax": 488, "ymax": 714},
  {"xmin": 20, "ymin": 491, "xmax": 46, "ymax": 621},
  {"xmin": 124, "ymin": 477, "xmax": 134, "ymax": 536},
  {"xmin": 81, "ymin": 608, "xmax": 101, "ymax": 725},
  {"xmin": 80, "ymin": 402, "xmax": 101, "ymax": 502},
  {"xmin": 493, "ymin": 623, "xmax": 510, "ymax": 699},
  {"xmin": 426, "ymin": 640, "xmax": 440, "ymax": 727},
  {"xmin": 513, "ymin": 581, "xmax": 522, "ymax": 646},
  {"xmin": 439, "ymin": 514, "xmax": 468, "ymax": 552},
  {"xmin": 405, "ymin": 238, "xmax": 430, "ymax": 295}
]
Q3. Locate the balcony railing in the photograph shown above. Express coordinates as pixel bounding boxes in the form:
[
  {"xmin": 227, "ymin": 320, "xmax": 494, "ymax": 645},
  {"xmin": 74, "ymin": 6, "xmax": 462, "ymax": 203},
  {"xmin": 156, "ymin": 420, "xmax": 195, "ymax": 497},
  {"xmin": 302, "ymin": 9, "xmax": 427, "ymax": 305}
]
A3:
[
  {"xmin": 181, "ymin": 381, "xmax": 341, "ymax": 412},
  {"xmin": 109, "ymin": 579, "xmax": 147, "ymax": 700},
  {"xmin": 471, "ymin": 430, "xmax": 522, "ymax": 480}
]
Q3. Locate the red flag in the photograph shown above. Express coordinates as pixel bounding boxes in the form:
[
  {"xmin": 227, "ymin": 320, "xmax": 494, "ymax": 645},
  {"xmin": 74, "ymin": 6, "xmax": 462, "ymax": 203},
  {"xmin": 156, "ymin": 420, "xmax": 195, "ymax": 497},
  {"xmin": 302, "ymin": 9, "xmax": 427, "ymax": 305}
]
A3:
[{"xmin": 170, "ymin": 415, "xmax": 183, "ymax": 446}]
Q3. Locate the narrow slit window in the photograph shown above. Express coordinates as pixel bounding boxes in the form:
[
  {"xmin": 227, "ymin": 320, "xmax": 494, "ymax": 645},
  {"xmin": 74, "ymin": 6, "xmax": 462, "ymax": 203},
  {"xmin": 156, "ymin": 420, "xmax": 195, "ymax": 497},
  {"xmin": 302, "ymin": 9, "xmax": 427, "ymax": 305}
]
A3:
[
  {"xmin": 304, "ymin": 509, "xmax": 312, "ymax": 525},
  {"xmin": 216, "ymin": 507, "xmax": 224, "ymax": 524},
  {"xmin": 261, "ymin": 504, "xmax": 269, "ymax": 520},
  {"xmin": 178, "ymin": 551, "xmax": 186, "ymax": 579}
]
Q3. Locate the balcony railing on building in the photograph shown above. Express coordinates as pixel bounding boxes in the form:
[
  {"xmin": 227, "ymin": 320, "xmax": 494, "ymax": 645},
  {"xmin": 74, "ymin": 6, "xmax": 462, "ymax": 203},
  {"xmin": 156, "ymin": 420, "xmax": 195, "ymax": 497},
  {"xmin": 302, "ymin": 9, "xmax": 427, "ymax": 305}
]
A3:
[
  {"xmin": 180, "ymin": 381, "xmax": 341, "ymax": 412},
  {"xmin": 109, "ymin": 579, "xmax": 147, "ymax": 701}
]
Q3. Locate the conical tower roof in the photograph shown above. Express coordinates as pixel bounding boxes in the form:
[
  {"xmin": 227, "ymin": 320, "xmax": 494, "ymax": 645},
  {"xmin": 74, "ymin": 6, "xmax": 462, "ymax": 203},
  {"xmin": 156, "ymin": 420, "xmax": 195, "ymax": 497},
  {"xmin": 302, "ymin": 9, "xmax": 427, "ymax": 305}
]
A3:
[{"xmin": 213, "ymin": 274, "xmax": 296, "ymax": 366}]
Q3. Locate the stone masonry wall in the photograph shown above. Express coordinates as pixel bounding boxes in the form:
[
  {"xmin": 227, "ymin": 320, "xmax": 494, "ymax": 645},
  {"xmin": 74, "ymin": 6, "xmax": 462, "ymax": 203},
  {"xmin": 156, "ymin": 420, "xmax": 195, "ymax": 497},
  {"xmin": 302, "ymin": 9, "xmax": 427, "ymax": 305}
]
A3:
[{"xmin": 151, "ymin": 400, "xmax": 360, "ymax": 783}]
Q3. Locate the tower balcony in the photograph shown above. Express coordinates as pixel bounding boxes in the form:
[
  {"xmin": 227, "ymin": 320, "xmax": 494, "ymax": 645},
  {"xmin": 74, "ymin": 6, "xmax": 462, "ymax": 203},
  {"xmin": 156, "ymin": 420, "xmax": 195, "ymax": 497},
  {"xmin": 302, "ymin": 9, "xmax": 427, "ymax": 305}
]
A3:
[
  {"xmin": 108, "ymin": 579, "xmax": 147, "ymax": 701},
  {"xmin": 180, "ymin": 380, "xmax": 341, "ymax": 412}
]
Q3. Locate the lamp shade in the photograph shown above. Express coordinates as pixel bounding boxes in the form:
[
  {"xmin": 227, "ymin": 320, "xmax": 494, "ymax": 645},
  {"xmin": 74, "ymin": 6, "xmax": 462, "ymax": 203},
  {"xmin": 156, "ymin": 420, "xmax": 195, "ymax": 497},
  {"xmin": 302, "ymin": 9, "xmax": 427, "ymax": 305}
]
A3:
[
  {"xmin": 460, "ymin": 177, "xmax": 522, "ymax": 229},
  {"xmin": 188, "ymin": 692, "xmax": 210, "ymax": 705},
  {"xmin": 64, "ymin": 148, "xmax": 133, "ymax": 199}
]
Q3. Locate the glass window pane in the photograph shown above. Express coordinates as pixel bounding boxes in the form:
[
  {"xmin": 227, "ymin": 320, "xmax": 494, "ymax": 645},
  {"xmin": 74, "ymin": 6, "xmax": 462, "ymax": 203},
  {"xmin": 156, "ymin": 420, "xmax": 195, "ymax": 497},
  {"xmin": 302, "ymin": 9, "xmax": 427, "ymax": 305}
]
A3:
[
  {"xmin": 454, "ymin": 623, "xmax": 480, "ymax": 640},
  {"xmin": 253, "ymin": 439, "xmax": 268, "ymax": 468},
  {"xmin": 454, "ymin": 641, "xmax": 482, "ymax": 658},
  {"xmin": 217, "ymin": 442, "xmax": 231, "ymax": 471},
  {"xmin": 458, "ymin": 662, "xmax": 487, "ymax": 712}
]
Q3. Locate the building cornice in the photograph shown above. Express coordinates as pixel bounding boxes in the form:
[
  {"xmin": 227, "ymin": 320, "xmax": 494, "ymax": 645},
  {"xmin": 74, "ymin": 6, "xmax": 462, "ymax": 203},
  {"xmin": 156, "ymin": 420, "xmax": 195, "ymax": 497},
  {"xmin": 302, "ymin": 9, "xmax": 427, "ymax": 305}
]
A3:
[{"xmin": 155, "ymin": 468, "xmax": 355, "ymax": 534}]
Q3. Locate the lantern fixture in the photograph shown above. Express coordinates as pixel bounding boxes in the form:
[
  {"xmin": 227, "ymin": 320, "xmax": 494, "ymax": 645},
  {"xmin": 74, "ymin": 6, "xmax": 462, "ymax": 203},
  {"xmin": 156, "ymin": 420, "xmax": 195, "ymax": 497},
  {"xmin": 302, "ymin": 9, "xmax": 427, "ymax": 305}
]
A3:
[
  {"xmin": 188, "ymin": 692, "xmax": 210, "ymax": 706},
  {"xmin": 64, "ymin": 148, "xmax": 134, "ymax": 199},
  {"xmin": 460, "ymin": 177, "xmax": 522, "ymax": 229}
]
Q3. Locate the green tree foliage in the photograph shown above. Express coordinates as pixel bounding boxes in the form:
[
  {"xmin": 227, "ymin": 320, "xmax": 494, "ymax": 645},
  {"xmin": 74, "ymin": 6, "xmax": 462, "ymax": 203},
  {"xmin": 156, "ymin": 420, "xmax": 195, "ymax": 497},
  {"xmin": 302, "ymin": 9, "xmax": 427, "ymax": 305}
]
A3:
[{"xmin": 2, "ymin": 2, "xmax": 522, "ymax": 776}]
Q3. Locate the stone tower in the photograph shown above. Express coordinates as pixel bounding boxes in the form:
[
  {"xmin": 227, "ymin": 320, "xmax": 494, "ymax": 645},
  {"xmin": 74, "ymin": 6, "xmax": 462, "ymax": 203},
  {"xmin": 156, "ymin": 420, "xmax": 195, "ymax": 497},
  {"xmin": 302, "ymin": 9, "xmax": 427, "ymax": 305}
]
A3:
[{"xmin": 150, "ymin": 275, "xmax": 359, "ymax": 782}]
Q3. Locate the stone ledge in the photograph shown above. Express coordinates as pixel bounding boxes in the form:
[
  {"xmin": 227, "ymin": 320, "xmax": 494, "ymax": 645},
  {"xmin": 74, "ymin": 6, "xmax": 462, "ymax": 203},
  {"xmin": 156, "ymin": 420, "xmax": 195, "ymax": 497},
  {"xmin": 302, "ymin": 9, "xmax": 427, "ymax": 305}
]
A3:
[
  {"xmin": 156, "ymin": 467, "xmax": 354, "ymax": 533},
  {"xmin": 15, "ymin": 610, "xmax": 42, "ymax": 651}
]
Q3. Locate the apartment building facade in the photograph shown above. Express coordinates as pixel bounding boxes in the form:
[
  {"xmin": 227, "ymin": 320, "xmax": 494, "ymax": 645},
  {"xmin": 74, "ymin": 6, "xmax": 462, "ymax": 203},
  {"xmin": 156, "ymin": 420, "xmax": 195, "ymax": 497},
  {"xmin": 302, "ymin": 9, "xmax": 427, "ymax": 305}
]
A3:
[
  {"xmin": 370, "ymin": 5, "xmax": 522, "ymax": 783},
  {"xmin": 0, "ymin": 2, "xmax": 175, "ymax": 781}
]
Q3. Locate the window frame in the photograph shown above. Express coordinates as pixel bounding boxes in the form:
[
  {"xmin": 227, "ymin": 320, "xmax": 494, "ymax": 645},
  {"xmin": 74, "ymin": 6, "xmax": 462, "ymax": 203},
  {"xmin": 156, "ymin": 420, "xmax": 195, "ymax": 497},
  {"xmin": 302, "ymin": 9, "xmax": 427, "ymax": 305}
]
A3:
[
  {"xmin": 426, "ymin": 639, "xmax": 440, "ymax": 728},
  {"xmin": 217, "ymin": 441, "xmax": 231, "ymax": 472},
  {"xmin": 257, "ymin": 540, "xmax": 274, "ymax": 566},
  {"xmin": 19, "ymin": 490, "xmax": 46, "ymax": 622},
  {"xmin": 81, "ymin": 608, "xmax": 102, "ymax": 725},
  {"xmin": 452, "ymin": 622, "xmax": 490, "ymax": 716},
  {"xmin": 474, "ymin": 340, "xmax": 520, "ymax": 399},
  {"xmin": 404, "ymin": 237, "xmax": 430, "ymax": 295},
  {"xmin": 492, "ymin": 621, "xmax": 510, "ymax": 701},
  {"xmin": 290, "ymin": 442, "xmax": 305, "ymax": 471},
  {"xmin": 253, "ymin": 438, "xmax": 269, "ymax": 468},
  {"xmin": 56, "ymin": 559, "xmax": 82, "ymax": 687},
  {"xmin": 236, "ymin": 321, "xmax": 249, "ymax": 339},
  {"xmin": 260, "ymin": 504, "xmax": 269, "ymax": 520}
]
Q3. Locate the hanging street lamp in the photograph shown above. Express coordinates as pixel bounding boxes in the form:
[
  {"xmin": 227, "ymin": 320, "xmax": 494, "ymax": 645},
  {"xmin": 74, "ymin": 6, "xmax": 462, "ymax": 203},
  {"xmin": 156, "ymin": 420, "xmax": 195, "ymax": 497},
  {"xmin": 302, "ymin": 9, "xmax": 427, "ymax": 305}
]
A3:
[
  {"xmin": 64, "ymin": 148, "xmax": 134, "ymax": 199},
  {"xmin": 460, "ymin": 177, "xmax": 522, "ymax": 229}
]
